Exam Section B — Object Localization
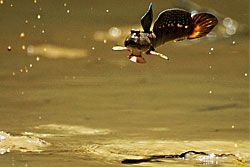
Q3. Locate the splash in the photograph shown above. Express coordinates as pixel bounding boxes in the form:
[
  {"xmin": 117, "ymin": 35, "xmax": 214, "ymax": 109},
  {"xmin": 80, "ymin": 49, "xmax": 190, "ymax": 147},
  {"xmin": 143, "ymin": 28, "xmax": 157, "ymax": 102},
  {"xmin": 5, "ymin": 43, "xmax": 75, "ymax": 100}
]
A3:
[
  {"xmin": 0, "ymin": 131, "xmax": 50, "ymax": 155},
  {"xmin": 82, "ymin": 140, "xmax": 249, "ymax": 167},
  {"xmin": 122, "ymin": 151, "xmax": 246, "ymax": 166}
]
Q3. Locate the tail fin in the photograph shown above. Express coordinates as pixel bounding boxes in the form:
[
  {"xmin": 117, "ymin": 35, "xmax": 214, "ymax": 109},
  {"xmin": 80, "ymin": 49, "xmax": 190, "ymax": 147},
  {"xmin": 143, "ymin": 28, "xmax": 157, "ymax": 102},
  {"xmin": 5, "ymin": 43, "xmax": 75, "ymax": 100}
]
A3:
[{"xmin": 188, "ymin": 13, "xmax": 218, "ymax": 39}]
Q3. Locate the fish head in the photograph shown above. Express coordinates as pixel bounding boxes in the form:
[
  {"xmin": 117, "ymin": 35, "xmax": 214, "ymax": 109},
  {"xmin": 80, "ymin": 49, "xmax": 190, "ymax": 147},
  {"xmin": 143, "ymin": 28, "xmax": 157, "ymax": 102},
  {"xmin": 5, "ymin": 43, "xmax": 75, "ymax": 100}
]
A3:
[{"xmin": 124, "ymin": 29, "xmax": 152, "ymax": 54}]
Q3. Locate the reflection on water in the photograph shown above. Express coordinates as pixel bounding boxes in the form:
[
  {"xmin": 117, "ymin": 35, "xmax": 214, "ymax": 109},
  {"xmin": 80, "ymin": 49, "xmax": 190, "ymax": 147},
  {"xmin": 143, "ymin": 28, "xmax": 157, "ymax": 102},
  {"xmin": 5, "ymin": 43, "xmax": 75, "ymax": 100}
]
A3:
[
  {"xmin": 0, "ymin": 0, "xmax": 249, "ymax": 167},
  {"xmin": 27, "ymin": 44, "xmax": 88, "ymax": 59}
]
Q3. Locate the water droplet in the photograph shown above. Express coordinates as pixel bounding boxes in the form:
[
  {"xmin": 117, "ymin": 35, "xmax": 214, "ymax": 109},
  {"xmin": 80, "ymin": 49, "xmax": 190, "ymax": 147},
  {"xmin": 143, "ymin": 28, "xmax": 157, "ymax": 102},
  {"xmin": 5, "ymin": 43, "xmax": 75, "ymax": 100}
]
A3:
[
  {"xmin": 209, "ymin": 90, "xmax": 212, "ymax": 94},
  {"xmin": 20, "ymin": 32, "xmax": 25, "ymax": 39},
  {"xmin": 27, "ymin": 45, "xmax": 34, "ymax": 54},
  {"xmin": 22, "ymin": 45, "xmax": 26, "ymax": 50},
  {"xmin": 208, "ymin": 52, "xmax": 211, "ymax": 55},
  {"xmin": 223, "ymin": 17, "xmax": 234, "ymax": 28},
  {"xmin": 66, "ymin": 9, "xmax": 70, "ymax": 13},
  {"xmin": 232, "ymin": 125, "xmax": 235, "ymax": 129},
  {"xmin": 103, "ymin": 39, "xmax": 107, "ymax": 43},
  {"xmin": 29, "ymin": 64, "xmax": 33, "ymax": 68},
  {"xmin": 25, "ymin": 20, "xmax": 29, "ymax": 24},
  {"xmin": 20, "ymin": 69, "xmax": 23, "ymax": 72},
  {"xmin": 209, "ymin": 65, "xmax": 212, "ymax": 69},
  {"xmin": 41, "ymin": 30, "xmax": 45, "ymax": 34},
  {"xmin": 63, "ymin": 3, "xmax": 67, "ymax": 7},
  {"xmin": 210, "ymin": 47, "xmax": 214, "ymax": 51},
  {"xmin": 234, "ymin": 144, "xmax": 238, "ymax": 147},
  {"xmin": 10, "ymin": 4, "xmax": 13, "ymax": 7},
  {"xmin": 12, "ymin": 72, "xmax": 16, "ymax": 76},
  {"xmin": 37, "ymin": 14, "xmax": 41, "ymax": 19},
  {"xmin": 34, "ymin": 0, "xmax": 37, "ymax": 4},
  {"xmin": 109, "ymin": 27, "xmax": 121, "ymax": 37},
  {"xmin": 25, "ymin": 69, "xmax": 28, "ymax": 73},
  {"xmin": 232, "ymin": 41, "xmax": 236, "ymax": 45},
  {"xmin": 244, "ymin": 73, "xmax": 248, "ymax": 77},
  {"xmin": 7, "ymin": 46, "xmax": 11, "ymax": 51},
  {"xmin": 106, "ymin": 9, "xmax": 109, "ymax": 13},
  {"xmin": 98, "ymin": 57, "xmax": 101, "ymax": 61},
  {"xmin": 36, "ymin": 57, "xmax": 40, "ymax": 61},
  {"xmin": 0, "ymin": 0, "xmax": 3, "ymax": 5},
  {"xmin": 226, "ymin": 26, "xmax": 236, "ymax": 35},
  {"xmin": 91, "ymin": 47, "xmax": 95, "ymax": 51}
]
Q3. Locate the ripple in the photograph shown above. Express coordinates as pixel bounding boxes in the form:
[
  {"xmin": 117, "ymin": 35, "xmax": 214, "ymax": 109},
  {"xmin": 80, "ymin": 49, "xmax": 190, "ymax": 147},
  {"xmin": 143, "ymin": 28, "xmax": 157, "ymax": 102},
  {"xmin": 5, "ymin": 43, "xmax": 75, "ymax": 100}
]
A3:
[{"xmin": 34, "ymin": 124, "xmax": 112, "ymax": 135}]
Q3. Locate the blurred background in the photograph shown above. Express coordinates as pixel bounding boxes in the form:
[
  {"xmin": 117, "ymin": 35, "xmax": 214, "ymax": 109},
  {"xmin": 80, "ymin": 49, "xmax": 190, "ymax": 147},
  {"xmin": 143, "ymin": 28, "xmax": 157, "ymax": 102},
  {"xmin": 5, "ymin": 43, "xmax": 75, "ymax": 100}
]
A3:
[{"xmin": 0, "ymin": 0, "xmax": 249, "ymax": 167}]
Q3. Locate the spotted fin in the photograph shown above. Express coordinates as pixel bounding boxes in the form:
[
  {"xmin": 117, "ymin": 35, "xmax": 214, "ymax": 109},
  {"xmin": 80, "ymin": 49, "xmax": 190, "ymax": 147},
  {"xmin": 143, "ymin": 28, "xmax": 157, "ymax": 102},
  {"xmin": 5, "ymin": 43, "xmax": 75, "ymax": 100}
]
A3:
[
  {"xmin": 128, "ymin": 55, "xmax": 146, "ymax": 64},
  {"xmin": 188, "ymin": 13, "xmax": 218, "ymax": 39},
  {"xmin": 153, "ymin": 9, "xmax": 193, "ymax": 46}
]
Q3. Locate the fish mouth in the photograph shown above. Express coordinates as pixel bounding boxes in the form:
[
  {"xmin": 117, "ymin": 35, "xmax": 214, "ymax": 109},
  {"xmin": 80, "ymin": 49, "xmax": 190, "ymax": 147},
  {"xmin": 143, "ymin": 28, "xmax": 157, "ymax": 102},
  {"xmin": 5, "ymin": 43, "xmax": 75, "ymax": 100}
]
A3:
[{"xmin": 125, "ymin": 41, "xmax": 150, "ymax": 52}]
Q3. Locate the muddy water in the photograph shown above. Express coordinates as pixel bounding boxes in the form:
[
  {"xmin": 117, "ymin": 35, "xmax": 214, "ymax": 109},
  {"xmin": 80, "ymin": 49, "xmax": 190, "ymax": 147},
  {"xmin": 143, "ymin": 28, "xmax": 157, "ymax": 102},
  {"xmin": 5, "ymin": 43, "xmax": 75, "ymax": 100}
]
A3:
[{"xmin": 0, "ymin": 0, "xmax": 249, "ymax": 167}]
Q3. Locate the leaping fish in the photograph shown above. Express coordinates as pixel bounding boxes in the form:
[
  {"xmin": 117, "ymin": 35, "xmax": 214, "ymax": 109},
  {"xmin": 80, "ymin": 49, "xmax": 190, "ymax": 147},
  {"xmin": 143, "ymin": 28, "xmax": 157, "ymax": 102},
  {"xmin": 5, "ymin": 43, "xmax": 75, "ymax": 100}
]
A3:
[{"xmin": 112, "ymin": 3, "xmax": 218, "ymax": 64}]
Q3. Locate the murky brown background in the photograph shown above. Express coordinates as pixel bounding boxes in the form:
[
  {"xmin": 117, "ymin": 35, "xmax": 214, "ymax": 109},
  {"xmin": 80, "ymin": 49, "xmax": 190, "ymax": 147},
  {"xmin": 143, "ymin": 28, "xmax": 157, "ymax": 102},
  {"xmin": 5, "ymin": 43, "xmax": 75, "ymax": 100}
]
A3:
[{"xmin": 0, "ymin": 0, "xmax": 249, "ymax": 167}]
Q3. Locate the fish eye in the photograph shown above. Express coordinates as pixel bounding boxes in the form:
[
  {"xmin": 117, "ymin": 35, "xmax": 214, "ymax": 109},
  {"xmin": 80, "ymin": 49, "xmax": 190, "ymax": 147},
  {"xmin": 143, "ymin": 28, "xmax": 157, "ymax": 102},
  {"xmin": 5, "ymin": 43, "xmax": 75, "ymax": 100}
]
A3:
[{"xmin": 131, "ymin": 29, "xmax": 140, "ymax": 35}]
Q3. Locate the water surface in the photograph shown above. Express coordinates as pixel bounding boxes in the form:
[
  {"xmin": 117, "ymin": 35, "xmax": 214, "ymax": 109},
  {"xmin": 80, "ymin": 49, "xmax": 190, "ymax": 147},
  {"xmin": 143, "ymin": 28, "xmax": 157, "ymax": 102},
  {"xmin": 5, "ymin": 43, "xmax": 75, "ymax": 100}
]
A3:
[{"xmin": 0, "ymin": 0, "xmax": 249, "ymax": 166}]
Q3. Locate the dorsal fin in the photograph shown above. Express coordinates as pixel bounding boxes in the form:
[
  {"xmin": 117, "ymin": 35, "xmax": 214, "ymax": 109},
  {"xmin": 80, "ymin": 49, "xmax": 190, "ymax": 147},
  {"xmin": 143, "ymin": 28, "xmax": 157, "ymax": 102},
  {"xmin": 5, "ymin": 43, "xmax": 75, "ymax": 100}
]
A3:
[{"xmin": 141, "ymin": 3, "xmax": 153, "ymax": 33}]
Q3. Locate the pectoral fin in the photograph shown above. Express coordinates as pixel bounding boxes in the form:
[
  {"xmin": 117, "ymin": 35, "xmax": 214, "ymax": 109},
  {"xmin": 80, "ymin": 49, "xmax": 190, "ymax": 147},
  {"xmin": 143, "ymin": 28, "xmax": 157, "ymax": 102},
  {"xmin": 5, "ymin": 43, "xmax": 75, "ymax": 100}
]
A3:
[
  {"xmin": 146, "ymin": 51, "xmax": 169, "ymax": 60},
  {"xmin": 112, "ymin": 46, "xmax": 130, "ymax": 51}
]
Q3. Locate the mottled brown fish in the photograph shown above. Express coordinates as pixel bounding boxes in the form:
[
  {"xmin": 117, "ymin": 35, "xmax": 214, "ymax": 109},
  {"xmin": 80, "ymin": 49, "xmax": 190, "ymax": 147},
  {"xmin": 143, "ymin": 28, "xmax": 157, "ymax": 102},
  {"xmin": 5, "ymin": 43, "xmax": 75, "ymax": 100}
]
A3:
[{"xmin": 112, "ymin": 3, "xmax": 218, "ymax": 64}]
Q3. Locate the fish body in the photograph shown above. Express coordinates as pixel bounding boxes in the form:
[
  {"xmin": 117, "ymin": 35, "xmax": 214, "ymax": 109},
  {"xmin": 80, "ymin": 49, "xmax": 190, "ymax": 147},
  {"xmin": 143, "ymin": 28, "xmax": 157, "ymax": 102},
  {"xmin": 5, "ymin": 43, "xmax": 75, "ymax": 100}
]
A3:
[{"xmin": 112, "ymin": 3, "xmax": 218, "ymax": 64}]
